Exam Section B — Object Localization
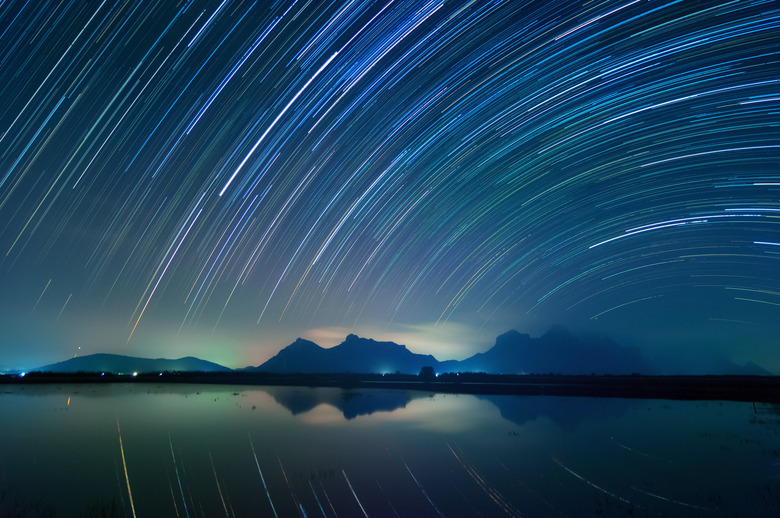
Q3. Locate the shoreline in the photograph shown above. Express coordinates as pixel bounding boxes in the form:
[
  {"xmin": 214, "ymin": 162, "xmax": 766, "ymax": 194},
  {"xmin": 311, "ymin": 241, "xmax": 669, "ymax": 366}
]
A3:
[{"xmin": 3, "ymin": 372, "xmax": 779, "ymax": 402}]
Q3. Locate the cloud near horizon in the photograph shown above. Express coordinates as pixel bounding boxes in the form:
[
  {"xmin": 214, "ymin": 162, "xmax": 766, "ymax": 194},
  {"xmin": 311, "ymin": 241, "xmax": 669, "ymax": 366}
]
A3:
[{"xmin": 302, "ymin": 322, "xmax": 501, "ymax": 362}]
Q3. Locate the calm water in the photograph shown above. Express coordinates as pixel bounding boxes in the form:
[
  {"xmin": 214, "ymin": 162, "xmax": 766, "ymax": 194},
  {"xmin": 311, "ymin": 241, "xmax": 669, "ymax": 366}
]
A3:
[{"xmin": 1, "ymin": 384, "xmax": 779, "ymax": 517}]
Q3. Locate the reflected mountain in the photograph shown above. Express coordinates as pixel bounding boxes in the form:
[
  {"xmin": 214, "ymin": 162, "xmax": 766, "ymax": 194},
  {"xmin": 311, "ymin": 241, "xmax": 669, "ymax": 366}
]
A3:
[
  {"xmin": 478, "ymin": 394, "xmax": 632, "ymax": 430},
  {"xmin": 264, "ymin": 386, "xmax": 633, "ymax": 428},
  {"xmin": 263, "ymin": 386, "xmax": 426, "ymax": 419}
]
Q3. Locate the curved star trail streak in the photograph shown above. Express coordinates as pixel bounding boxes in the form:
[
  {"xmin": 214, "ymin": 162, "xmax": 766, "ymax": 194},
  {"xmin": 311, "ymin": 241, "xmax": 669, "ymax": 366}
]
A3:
[{"xmin": 0, "ymin": 0, "xmax": 777, "ymax": 370}]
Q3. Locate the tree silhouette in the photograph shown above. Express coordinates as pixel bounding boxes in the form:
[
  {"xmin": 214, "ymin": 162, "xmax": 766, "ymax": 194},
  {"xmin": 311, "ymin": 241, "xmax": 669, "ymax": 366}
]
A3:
[{"xmin": 418, "ymin": 366, "xmax": 435, "ymax": 380}]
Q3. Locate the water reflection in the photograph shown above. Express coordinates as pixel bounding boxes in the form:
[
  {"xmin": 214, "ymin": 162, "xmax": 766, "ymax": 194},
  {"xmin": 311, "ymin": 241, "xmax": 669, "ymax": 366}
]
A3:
[
  {"xmin": 1, "ymin": 384, "xmax": 779, "ymax": 517},
  {"xmin": 264, "ymin": 386, "xmax": 425, "ymax": 419},
  {"xmin": 477, "ymin": 394, "xmax": 632, "ymax": 430}
]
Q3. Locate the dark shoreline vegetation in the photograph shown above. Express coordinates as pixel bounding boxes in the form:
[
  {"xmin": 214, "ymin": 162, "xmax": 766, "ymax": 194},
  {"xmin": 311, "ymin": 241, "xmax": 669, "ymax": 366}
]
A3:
[{"xmin": 3, "ymin": 371, "xmax": 780, "ymax": 403}]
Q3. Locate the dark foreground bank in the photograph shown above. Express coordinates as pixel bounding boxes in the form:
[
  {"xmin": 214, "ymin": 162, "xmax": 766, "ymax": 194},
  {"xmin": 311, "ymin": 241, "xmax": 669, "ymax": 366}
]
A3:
[{"xmin": 3, "ymin": 371, "xmax": 780, "ymax": 402}]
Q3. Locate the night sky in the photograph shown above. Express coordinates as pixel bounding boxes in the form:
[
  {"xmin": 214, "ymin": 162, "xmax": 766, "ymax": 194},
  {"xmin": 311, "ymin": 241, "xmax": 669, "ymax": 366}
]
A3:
[{"xmin": 1, "ymin": 0, "xmax": 778, "ymax": 372}]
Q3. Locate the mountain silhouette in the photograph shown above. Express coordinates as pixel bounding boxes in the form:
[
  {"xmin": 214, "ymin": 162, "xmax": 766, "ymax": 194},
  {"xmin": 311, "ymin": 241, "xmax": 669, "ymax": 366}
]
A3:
[
  {"xmin": 251, "ymin": 327, "xmax": 653, "ymax": 375},
  {"xmin": 250, "ymin": 334, "xmax": 439, "ymax": 374},
  {"xmin": 648, "ymin": 354, "xmax": 773, "ymax": 376},
  {"xmin": 35, "ymin": 353, "xmax": 232, "ymax": 374},
  {"xmin": 440, "ymin": 327, "xmax": 650, "ymax": 375},
  {"xmin": 34, "ymin": 328, "xmax": 770, "ymax": 377}
]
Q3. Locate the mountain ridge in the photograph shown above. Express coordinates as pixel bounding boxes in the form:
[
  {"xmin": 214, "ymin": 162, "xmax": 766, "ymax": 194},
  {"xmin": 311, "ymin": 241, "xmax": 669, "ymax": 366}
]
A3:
[
  {"xmin": 248, "ymin": 334, "xmax": 439, "ymax": 374},
  {"xmin": 34, "ymin": 353, "xmax": 232, "ymax": 374},
  {"xmin": 250, "ymin": 327, "xmax": 772, "ymax": 376},
  {"xmin": 253, "ymin": 328, "xmax": 652, "ymax": 375},
  {"xmin": 29, "ymin": 328, "xmax": 773, "ymax": 376}
]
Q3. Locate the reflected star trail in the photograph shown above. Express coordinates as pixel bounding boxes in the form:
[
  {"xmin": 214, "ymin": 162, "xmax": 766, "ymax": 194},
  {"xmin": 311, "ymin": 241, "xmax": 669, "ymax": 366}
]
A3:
[{"xmin": 0, "ymin": 0, "xmax": 778, "ymax": 370}]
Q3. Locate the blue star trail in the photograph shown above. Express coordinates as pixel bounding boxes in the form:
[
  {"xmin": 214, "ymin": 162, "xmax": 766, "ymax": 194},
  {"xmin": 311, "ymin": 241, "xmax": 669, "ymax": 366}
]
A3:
[{"xmin": 0, "ymin": 0, "xmax": 777, "ymax": 370}]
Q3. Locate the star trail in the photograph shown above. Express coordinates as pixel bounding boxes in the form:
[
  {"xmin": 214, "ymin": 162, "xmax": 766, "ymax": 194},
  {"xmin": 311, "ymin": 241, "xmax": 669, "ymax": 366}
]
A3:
[{"xmin": 0, "ymin": 0, "xmax": 778, "ymax": 370}]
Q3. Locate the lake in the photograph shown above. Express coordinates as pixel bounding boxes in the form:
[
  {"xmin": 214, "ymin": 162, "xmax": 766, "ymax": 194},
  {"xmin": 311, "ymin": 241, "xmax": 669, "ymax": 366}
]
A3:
[{"xmin": 1, "ymin": 383, "xmax": 778, "ymax": 517}]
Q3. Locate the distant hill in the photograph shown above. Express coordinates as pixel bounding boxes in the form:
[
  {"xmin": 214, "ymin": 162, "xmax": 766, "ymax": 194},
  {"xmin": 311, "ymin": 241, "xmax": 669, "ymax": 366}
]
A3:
[
  {"xmin": 35, "ymin": 353, "xmax": 232, "ymax": 374},
  {"xmin": 738, "ymin": 362, "xmax": 773, "ymax": 376},
  {"xmin": 648, "ymin": 355, "xmax": 774, "ymax": 376},
  {"xmin": 249, "ymin": 334, "xmax": 439, "ymax": 375},
  {"xmin": 440, "ymin": 327, "xmax": 650, "ymax": 375}
]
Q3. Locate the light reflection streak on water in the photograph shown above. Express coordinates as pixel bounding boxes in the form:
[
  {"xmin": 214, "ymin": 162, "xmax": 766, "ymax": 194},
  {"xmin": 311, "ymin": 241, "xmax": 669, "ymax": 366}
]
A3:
[
  {"xmin": 376, "ymin": 480, "xmax": 401, "ymax": 518},
  {"xmin": 169, "ymin": 434, "xmax": 190, "ymax": 518},
  {"xmin": 209, "ymin": 451, "xmax": 230, "ymax": 517},
  {"xmin": 308, "ymin": 479, "xmax": 327, "ymax": 518},
  {"xmin": 116, "ymin": 419, "xmax": 137, "ymax": 518},
  {"xmin": 317, "ymin": 479, "xmax": 338, "ymax": 517},
  {"xmin": 249, "ymin": 433, "xmax": 278, "ymax": 518},
  {"xmin": 630, "ymin": 485, "xmax": 710, "ymax": 510},
  {"xmin": 278, "ymin": 455, "xmax": 305, "ymax": 517},
  {"xmin": 553, "ymin": 457, "xmax": 635, "ymax": 507},
  {"xmin": 403, "ymin": 459, "xmax": 445, "ymax": 517},
  {"xmin": 167, "ymin": 473, "xmax": 181, "ymax": 518},
  {"xmin": 496, "ymin": 459, "xmax": 564, "ymax": 517},
  {"xmin": 342, "ymin": 469, "xmax": 369, "ymax": 518},
  {"xmin": 610, "ymin": 436, "xmax": 672, "ymax": 464},
  {"xmin": 447, "ymin": 442, "xmax": 521, "ymax": 517}
]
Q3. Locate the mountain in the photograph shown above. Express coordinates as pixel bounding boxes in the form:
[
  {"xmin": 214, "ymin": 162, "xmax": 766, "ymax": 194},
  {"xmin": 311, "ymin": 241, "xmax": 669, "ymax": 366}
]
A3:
[
  {"xmin": 440, "ymin": 327, "xmax": 650, "ymax": 375},
  {"xmin": 739, "ymin": 362, "xmax": 773, "ymax": 376},
  {"xmin": 246, "ymin": 338, "xmax": 330, "ymax": 373},
  {"xmin": 648, "ymin": 355, "xmax": 774, "ymax": 376},
  {"xmin": 35, "ymin": 353, "xmax": 232, "ymax": 374},
  {"xmin": 250, "ymin": 328, "xmax": 651, "ymax": 375},
  {"xmin": 250, "ymin": 334, "xmax": 439, "ymax": 374}
]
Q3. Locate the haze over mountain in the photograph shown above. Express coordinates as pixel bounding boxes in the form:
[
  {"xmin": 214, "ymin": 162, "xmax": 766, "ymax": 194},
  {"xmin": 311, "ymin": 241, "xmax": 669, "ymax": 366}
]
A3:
[{"xmin": 35, "ymin": 353, "xmax": 232, "ymax": 374}]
